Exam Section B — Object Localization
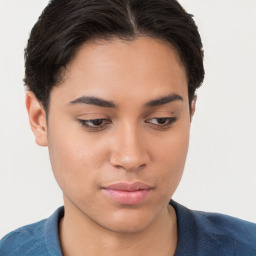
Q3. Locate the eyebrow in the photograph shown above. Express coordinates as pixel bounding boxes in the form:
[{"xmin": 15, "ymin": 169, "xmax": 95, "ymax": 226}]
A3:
[
  {"xmin": 69, "ymin": 96, "xmax": 116, "ymax": 108},
  {"xmin": 144, "ymin": 93, "xmax": 183, "ymax": 107},
  {"xmin": 68, "ymin": 93, "xmax": 183, "ymax": 108}
]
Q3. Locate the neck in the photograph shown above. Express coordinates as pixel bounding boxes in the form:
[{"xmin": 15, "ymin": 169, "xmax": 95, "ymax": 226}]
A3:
[{"xmin": 59, "ymin": 200, "xmax": 177, "ymax": 256}]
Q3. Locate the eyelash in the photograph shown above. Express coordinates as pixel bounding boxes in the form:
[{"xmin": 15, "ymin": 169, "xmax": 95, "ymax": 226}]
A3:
[
  {"xmin": 145, "ymin": 117, "xmax": 177, "ymax": 128},
  {"xmin": 78, "ymin": 117, "xmax": 177, "ymax": 131},
  {"xmin": 78, "ymin": 119, "xmax": 111, "ymax": 131}
]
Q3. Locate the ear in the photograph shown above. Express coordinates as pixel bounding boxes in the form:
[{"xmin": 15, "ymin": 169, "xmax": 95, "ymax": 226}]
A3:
[
  {"xmin": 190, "ymin": 94, "xmax": 197, "ymax": 121},
  {"xmin": 25, "ymin": 91, "xmax": 48, "ymax": 147}
]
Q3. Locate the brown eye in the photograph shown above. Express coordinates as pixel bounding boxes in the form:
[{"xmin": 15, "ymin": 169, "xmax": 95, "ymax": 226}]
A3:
[
  {"xmin": 147, "ymin": 117, "xmax": 177, "ymax": 126},
  {"xmin": 78, "ymin": 118, "xmax": 111, "ymax": 129},
  {"xmin": 89, "ymin": 119, "xmax": 104, "ymax": 126},
  {"xmin": 153, "ymin": 118, "xmax": 169, "ymax": 125}
]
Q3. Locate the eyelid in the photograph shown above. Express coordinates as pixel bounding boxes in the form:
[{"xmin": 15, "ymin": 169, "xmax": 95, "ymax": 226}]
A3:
[
  {"xmin": 78, "ymin": 118, "xmax": 112, "ymax": 131},
  {"xmin": 76, "ymin": 112, "xmax": 109, "ymax": 118},
  {"xmin": 145, "ymin": 116, "xmax": 177, "ymax": 123},
  {"xmin": 144, "ymin": 109, "xmax": 175, "ymax": 117},
  {"xmin": 145, "ymin": 116, "xmax": 177, "ymax": 129}
]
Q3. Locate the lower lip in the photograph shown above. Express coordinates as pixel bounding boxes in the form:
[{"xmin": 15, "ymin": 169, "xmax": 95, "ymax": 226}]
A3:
[{"xmin": 102, "ymin": 189, "xmax": 151, "ymax": 205}]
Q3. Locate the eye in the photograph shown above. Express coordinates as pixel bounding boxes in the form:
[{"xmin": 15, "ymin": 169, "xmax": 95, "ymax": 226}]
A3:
[
  {"xmin": 145, "ymin": 117, "xmax": 177, "ymax": 128},
  {"xmin": 78, "ymin": 118, "xmax": 111, "ymax": 130}
]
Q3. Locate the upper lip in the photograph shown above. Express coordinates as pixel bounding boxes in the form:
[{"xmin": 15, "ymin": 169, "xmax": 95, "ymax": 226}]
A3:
[{"xmin": 103, "ymin": 182, "xmax": 153, "ymax": 191}]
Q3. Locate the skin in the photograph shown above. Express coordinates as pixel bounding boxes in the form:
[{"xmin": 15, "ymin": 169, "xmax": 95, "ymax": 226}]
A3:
[{"xmin": 26, "ymin": 37, "xmax": 195, "ymax": 256}]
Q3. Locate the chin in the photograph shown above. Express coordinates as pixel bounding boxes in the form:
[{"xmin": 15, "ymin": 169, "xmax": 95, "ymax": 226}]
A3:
[{"xmin": 101, "ymin": 208, "xmax": 157, "ymax": 234}]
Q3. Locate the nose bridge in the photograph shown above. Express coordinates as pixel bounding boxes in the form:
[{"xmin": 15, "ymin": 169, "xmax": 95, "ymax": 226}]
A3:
[{"xmin": 110, "ymin": 120, "xmax": 149, "ymax": 171}]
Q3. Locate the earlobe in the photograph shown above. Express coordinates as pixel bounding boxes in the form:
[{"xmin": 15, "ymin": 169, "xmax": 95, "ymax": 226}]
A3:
[
  {"xmin": 190, "ymin": 94, "xmax": 197, "ymax": 120},
  {"xmin": 25, "ymin": 91, "xmax": 48, "ymax": 147}
]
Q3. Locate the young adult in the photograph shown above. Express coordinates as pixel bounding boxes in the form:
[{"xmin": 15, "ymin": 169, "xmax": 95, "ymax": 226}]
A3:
[{"xmin": 0, "ymin": 0, "xmax": 255, "ymax": 255}]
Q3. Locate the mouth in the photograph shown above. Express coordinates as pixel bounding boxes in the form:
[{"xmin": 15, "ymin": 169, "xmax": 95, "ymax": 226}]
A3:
[{"xmin": 102, "ymin": 182, "xmax": 153, "ymax": 205}]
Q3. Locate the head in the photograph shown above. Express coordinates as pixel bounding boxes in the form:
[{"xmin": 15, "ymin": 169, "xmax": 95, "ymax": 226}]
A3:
[
  {"xmin": 25, "ymin": 0, "xmax": 204, "ymax": 233},
  {"xmin": 24, "ymin": 0, "xmax": 204, "ymax": 113}
]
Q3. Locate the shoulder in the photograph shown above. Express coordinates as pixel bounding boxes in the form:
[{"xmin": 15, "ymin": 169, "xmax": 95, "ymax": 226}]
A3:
[
  {"xmin": 0, "ymin": 219, "xmax": 48, "ymax": 256},
  {"xmin": 194, "ymin": 209, "xmax": 256, "ymax": 250},
  {"xmin": 197, "ymin": 209, "xmax": 256, "ymax": 236},
  {"xmin": 0, "ymin": 207, "xmax": 64, "ymax": 256},
  {"xmin": 171, "ymin": 200, "xmax": 256, "ymax": 255}
]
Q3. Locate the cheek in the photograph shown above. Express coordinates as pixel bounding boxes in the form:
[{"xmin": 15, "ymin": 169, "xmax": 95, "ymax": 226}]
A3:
[
  {"xmin": 154, "ymin": 122, "xmax": 190, "ymax": 166},
  {"xmin": 47, "ymin": 122, "xmax": 108, "ymax": 196},
  {"xmin": 152, "ymin": 124, "xmax": 190, "ymax": 195}
]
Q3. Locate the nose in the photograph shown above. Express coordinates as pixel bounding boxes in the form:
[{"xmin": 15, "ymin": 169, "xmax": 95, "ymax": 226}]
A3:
[{"xmin": 109, "ymin": 123, "xmax": 150, "ymax": 172}]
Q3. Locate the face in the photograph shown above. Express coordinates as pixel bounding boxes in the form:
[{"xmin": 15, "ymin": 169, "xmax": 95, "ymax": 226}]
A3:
[{"xmin": 30, "ymin": 37, "xmax": 193, "ymax": 233}]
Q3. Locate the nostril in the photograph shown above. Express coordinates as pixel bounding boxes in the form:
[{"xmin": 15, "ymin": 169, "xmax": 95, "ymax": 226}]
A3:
[
  {"xmin": 137, "ymin": 163, "xmax": 146, "ymax": 170},
  {"xmin": 109, "ymin": 153, "xmax": 148, "ymax": 172}
]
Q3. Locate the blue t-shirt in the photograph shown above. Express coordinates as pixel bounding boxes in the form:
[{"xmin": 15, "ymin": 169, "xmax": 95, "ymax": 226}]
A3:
[{"xmin": 1, "ymin": 201, "xmax": 256, "ymax": 256}]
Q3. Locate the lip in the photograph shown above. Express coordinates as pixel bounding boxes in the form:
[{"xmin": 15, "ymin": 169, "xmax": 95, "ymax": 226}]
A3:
[{"xmin": 102, "ymin": 182, "xmax": 153, "ymax": 205}]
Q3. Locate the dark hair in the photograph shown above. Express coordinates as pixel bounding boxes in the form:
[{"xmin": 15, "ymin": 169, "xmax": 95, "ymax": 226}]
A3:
[{"xmin": 24, "ymin": 0, "xmax": 204, "ymax": 112}]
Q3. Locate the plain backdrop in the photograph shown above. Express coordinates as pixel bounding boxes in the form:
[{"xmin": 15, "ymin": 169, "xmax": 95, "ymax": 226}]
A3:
[{"xmin": 0, "ymin": 0, "xmax": 255, "ymax": 239}]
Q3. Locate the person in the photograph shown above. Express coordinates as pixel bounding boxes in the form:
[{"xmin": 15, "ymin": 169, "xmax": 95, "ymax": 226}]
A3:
[{"xmin": 0, "ymin": 0, "xmax": 255, "ymax": 255}]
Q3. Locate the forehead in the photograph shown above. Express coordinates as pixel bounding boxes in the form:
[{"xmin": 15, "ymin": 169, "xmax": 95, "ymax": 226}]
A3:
[{"xmin": 50, "ymin": 36, "xmax": 188, "ymax": 105}]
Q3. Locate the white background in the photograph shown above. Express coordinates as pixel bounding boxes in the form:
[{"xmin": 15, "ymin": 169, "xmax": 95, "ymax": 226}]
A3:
[{"xmin": 0, "ymin": 0, "xmax": 255, "ymax": 239}]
